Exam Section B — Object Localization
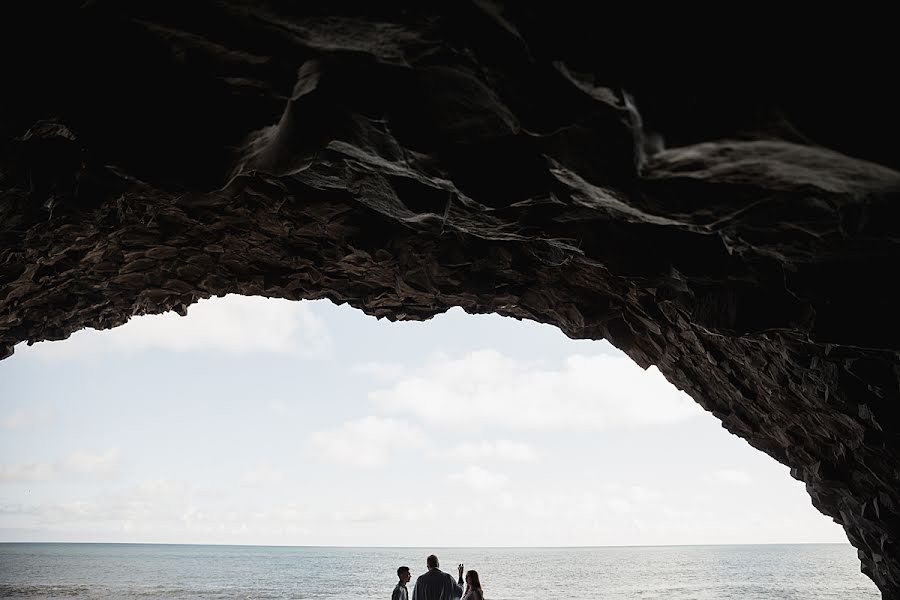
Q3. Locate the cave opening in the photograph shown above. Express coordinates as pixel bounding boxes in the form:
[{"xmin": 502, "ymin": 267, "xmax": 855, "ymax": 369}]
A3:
[{"xmin": 0, "ymin": 295, "xmax": 879, "ymax": 597}]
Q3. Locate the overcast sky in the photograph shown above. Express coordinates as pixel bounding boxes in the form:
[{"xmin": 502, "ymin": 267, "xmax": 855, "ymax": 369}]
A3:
[{"xmin": 0, "ymin": 296, "xmax": 849, "ymax": 547}]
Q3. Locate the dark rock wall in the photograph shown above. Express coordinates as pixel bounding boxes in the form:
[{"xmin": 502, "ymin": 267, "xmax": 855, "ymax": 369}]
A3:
[{"xmin": 2, "ymin": 3, "xmax": 898, "ymax": 596}]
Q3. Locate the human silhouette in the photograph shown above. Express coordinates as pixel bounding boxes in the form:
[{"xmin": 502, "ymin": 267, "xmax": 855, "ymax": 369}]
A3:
[{"xmin": 412, "ymin": 555, "xmax": 463, "ymax": 600}]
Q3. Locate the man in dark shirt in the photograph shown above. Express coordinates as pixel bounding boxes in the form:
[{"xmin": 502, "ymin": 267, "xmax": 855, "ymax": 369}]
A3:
[
  {"xmin": 412, "ymin": 555, "xmax": 463, "ymax": 600},
  {"xmin": 392, "ymin": 565, "xmax": 411, "ymax": 600}
]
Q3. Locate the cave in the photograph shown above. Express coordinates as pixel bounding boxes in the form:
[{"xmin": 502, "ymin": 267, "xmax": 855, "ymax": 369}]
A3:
[{"xmin": 2, "ymin": 3, "xmax": 899, "ymax": 597}]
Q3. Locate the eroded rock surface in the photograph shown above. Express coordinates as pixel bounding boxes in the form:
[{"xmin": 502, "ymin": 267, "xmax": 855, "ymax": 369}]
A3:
[{"xmin": 2, "ymin": 3, "xmax": 899, "ymax": 596}]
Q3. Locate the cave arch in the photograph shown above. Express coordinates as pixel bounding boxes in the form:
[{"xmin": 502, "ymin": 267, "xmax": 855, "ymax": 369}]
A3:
[{"xmin": 3, "ymin": 3, "xmax": 899, "ymax": 596}]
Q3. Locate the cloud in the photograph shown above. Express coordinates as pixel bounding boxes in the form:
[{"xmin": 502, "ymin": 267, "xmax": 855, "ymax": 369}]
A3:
[
  {"xmin": 601, "ymin": 484, "xmax": 664, "ymax": 514},
  {"xmin": 0, "ymin": 475, "xmax": 452, "ymax": 545},
  {"xmin": 62, "ymin": 448, "xmax": 119, "ymax": 476},
  {"xmin": 332, "ymin": 507, "xmax": 392, "ymax": 523},
  {"xmin": 365, "ymin": 350, "xmax": 702, "ymax": 431},
  {"xmin": 438, "ymin": 440, "xmax": 537, "ymax": 462},
  {"xmin": 0, "ymin": 448, "xmax": 119, "ymax": 483},
  {"xmin": 0, "ymin": 479, "xmax": 207, "ymax": 528},
  {"xmin": 240, "ymin": 463, "xmax": 287, "ymax": 487},
  {"xmin": 18, "ymin": 296, "xmax": 333, "ymax": 360},
  {"xmin": 308, "ymin": 416, "xmax": 425, "ymax": 468},
  {"xmin": 710, "ymin": 469, "xmax": 753, "ymax": 486},
  {"xmin": 333, "ymin": 502, "xmax": 438, "ymax": 523},
  {"xmin": 497, "ymin": 490, "xmax": 603, "ymax": 520},
  {"xmin": 1, "ymin": 408, "xmax": 54, "ymax": 429},
  {"xmin": 0, "ymin": 462, "xmax": 55, "ymax": 483},
  {"xmin": 352, "ymin": 361, "xmax": 408, "ymax": 382},
  {"xmin": 448, "ymin": 466, "xmax": 508, "ymax": 491}
]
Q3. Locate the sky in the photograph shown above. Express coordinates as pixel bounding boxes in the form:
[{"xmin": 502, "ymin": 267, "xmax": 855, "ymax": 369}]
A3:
[{"xmin": 0, "ymin": 295, "xmax": 849, "ymax": 547}]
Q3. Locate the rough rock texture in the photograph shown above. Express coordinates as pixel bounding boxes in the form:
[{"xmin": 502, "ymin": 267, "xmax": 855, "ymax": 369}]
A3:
[{"xmin": 2, "ymin": 3, "xmax": 899, "ymax": 596}]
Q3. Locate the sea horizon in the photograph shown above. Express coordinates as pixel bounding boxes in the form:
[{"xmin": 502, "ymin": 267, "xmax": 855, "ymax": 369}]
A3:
[
  {"xmin": 0, "ymin": 540, "xmax": 857, "ymax": 549},
  {"xmin": 0, "ymin": 542, "xmax": 877, "ymax": 599}
]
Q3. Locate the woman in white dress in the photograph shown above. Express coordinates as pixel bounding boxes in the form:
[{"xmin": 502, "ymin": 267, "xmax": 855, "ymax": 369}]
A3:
[{"xmin": 456, "ymin": 563, "xmax": 484, "ymax": 600}]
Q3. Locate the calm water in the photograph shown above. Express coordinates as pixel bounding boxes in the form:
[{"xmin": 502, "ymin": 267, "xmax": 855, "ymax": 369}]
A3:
[{"xmin": 0, "ymin": 543, "xmax": 879, "ymax": 599}]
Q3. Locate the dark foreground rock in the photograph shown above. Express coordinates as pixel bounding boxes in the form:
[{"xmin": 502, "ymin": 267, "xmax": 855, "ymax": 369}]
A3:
[{"xmin": 2, "ymin": 3, "xmax": 898, "ymax": 596}]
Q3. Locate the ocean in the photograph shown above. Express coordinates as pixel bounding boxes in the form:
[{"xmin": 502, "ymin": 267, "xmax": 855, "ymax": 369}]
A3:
[{"xmin": 0, "ymin": 543, "xmax": 879, "ymax": 599}]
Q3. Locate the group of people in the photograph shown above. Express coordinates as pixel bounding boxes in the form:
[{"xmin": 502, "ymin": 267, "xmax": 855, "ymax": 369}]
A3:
[{"xmin": 392, "ymin": 554, "xmax": 484, "ymax": 600}]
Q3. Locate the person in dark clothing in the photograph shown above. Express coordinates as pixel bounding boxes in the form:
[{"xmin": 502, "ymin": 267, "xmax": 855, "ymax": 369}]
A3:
[
  {"xmin": 412, "ymin": 555, "xmax": 463, "ymax": 600},
  {"xmin": 392, "ymin": 565, "xmax": 411, "ymax": 600}
]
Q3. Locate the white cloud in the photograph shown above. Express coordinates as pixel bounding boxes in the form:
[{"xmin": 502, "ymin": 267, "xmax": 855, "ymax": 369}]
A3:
[
  {"xmin": 0, "ymin": 475, "xmax": 456, "ymax": 544},
  {"xmin": 438, "ymin": 440, "xmax": 537, "ymax": 462},
  {"xmin": 332, "ymin": 501, "xmax": 438, "ymax": 524},
  {"xmin": 352, "ymin": 361, "xmax": 408, "ymax": 382},
  {"xmin": 240, "ymin": 463, "xmax": 287, "ymax": 487},
  {"xmin": 308, "ymin": 416, "xmax": 425, "ymax": 468},
  {"xmin": 0, "ymin": 462, "xmax": 55, "ymax": 482},
  {"xmin": 366, "ymin": 350, "xmax": 702, "ymax": 431},
  {"xmin": 332, "ymin": 506, "xmax": 392, "ymax": 523},
  {"xmin": 607, "ymin": 497, "xmax": 636, "ymax": 514},
  {"xmin": 628, "ymin": 485, "xmax": 663, "ymax": 503},
  {"xmin": 0, "ymin": 448, "xmax": 119, "ymax": 483},
  {"xmin": 1, "ymin": 408, "xmax": 54, "ymax": 429},
  {"xmin": 1, "ymin": 479, "xmax": 211, "ymax": 529},
  {"xmin": 448, "ymin": 465, "xmax": 508, "ymax": 491},
  {"xmin": 498, "ymin": 490, "xmax": 603, "ymax": 520},
  {"xmin": 710, "ymin": 469, "xmax": 753, "ymax": 486},
  {"xmin": 18, "ymin": 296, "xmax": 333, "ymax": 360},
  {"xmin": 62, "ymin": 448, "xmax": 119, "ymax": 476},
  {"xmin": 601, "ymin": 484, "xmax": 664, "ymax": 514}
]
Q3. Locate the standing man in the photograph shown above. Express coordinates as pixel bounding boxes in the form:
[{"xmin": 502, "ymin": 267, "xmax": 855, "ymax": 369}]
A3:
[
  {"xmin": 412, "ymin": 555, "xmax": 463, "ymax": 600},
  {"xmin": 393, "ymin": 566, "xmax": 411, "ymax": 600}
]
